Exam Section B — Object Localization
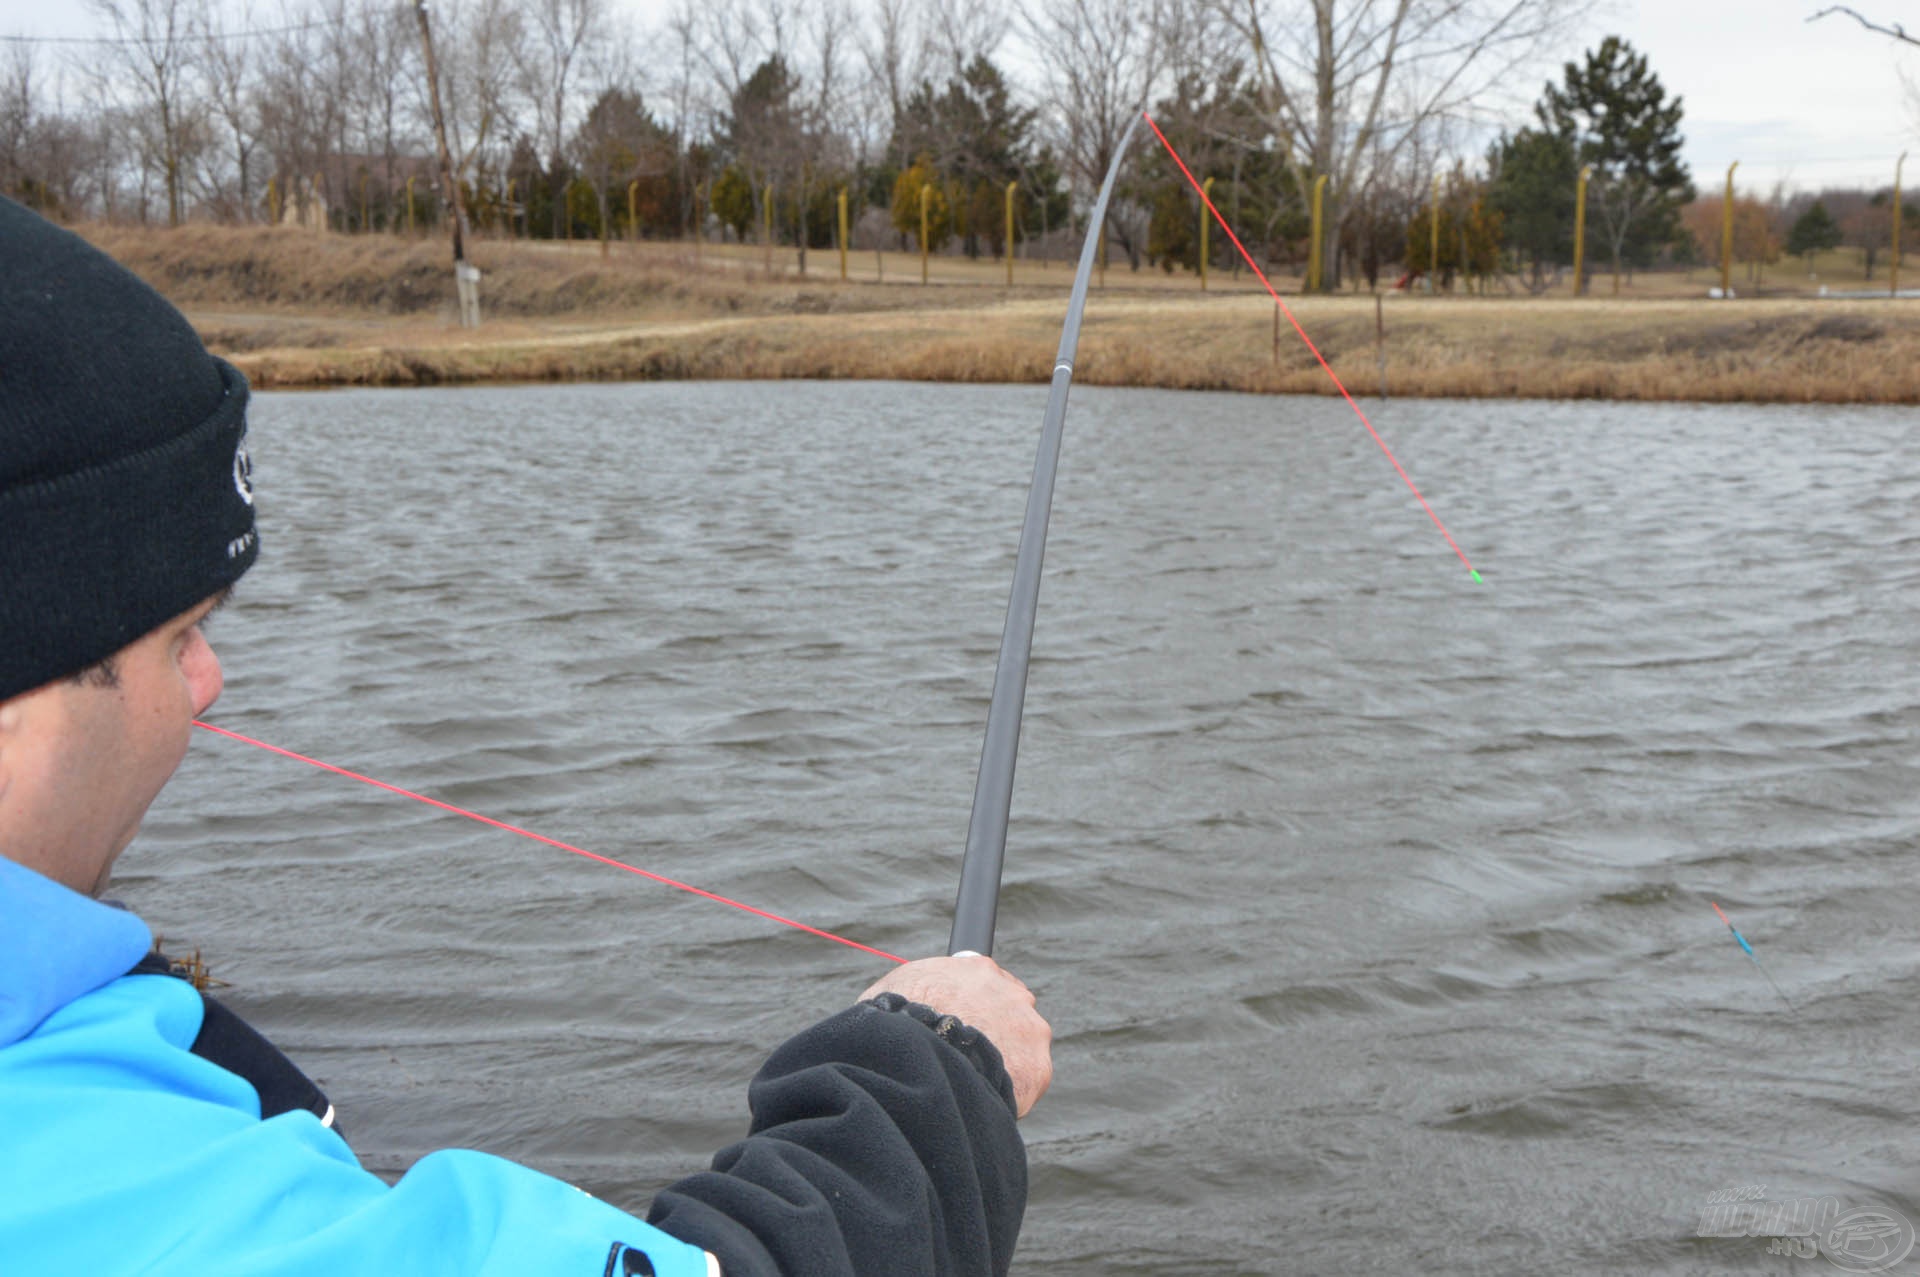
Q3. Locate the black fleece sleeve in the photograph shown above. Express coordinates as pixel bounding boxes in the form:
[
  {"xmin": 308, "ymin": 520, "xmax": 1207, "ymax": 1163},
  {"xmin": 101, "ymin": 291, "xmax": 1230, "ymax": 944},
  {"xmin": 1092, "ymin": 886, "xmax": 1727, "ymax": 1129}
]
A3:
[{"xmin": 644, "ymin": 994, "xmax": 1027, "ymax": 1277}]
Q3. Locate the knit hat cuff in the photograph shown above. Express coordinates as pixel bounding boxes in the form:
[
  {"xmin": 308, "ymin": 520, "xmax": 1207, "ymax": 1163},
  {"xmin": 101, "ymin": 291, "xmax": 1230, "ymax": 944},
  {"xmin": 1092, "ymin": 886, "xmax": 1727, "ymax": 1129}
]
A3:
[{"xmin": 0, "ymin": 357, "xmax": 257, "ymax": 701}]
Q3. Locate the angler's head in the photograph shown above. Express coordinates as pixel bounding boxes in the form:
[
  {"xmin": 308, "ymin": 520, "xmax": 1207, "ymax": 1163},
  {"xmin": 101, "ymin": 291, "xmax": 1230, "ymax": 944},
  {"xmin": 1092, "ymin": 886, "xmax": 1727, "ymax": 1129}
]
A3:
[{"xmin": 0, "ymin": 196, "xmax": 257, "ymax": 896}]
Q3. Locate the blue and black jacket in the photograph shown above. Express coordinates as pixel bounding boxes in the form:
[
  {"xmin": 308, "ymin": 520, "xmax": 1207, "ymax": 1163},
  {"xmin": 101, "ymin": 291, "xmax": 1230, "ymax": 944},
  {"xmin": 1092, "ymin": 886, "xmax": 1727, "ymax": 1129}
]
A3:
[{"xmin": 0, "ymin": 856, "xmax": 1026, "ymax": 1275}]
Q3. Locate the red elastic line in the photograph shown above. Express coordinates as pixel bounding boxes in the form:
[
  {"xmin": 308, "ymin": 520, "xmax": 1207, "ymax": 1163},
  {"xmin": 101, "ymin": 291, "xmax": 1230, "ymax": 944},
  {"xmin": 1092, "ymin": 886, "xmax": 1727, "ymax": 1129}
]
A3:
[
  {"xmin": 1710, "ymin": 900, "xmax": 1733, "ymax": 927},
  {"xmin": 192, "ymin": 720, "xmax": 907, "ymax": 964},
  {"xmin": 1142, "ymin": 112, "xmax": 1479, "ymax": 579}
]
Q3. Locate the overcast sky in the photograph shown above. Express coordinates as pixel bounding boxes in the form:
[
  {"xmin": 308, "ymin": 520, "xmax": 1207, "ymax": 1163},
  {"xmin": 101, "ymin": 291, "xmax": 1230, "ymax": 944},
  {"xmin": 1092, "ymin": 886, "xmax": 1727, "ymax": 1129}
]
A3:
[{"xmin": 4, "ymin": 0, "xmax": 1913, "ymax": 195}]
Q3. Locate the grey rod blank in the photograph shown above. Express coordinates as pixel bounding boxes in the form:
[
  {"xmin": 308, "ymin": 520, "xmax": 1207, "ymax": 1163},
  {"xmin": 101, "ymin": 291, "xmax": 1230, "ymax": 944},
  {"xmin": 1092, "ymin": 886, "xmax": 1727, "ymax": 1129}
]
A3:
[{"xmin": 948, "ymin": 111, "xmax": 1146, "ymax": 958}]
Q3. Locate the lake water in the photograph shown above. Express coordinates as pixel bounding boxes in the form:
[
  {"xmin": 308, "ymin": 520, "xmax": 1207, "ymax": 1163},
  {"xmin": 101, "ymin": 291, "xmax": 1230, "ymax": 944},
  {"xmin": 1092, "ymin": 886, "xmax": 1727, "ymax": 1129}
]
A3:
[{"xmin": 133, "ymin": 381, "xmax": 1920, "ymax": 1274}]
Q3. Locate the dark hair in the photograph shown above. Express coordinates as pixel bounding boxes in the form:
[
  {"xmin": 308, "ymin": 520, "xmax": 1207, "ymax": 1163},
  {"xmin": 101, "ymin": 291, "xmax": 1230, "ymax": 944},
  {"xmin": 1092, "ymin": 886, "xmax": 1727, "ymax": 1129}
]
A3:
[{"xmin": 67, "ymin": 653, "xmax": 121, "ymax": 690}]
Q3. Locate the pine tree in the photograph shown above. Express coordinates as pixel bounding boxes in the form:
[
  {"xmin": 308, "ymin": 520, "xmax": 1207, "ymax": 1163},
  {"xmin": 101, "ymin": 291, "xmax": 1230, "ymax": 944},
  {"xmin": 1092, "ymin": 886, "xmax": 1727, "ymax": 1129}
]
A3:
[
  {"xmin": 1538, "ymin": 36, "xmax": 1694, "ymax": 291},
  {"xmin": 1786, "ymin": 200, "xmax": 1843, "ymax": 266},
  {"xmin": 1488, "ymin": 128, "xmax": 1579, "ymax": 292}
]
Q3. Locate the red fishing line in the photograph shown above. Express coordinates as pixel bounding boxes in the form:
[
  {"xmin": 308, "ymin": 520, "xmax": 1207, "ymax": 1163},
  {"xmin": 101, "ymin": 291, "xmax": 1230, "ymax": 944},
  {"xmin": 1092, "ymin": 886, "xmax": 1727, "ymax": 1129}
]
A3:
[
  {"xmin": 192, "ymin": 720, "xmax": 907, "ymax": 964},
  {"xmin": 1142, "ymin": 111, "xmax": 1482, "ymax": 582}
]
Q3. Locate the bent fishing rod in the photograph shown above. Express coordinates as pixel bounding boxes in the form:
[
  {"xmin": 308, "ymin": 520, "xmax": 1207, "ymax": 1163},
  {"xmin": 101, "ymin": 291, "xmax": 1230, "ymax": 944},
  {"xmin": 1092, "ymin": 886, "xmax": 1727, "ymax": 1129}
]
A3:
[{"xmin": 947, "ymin": 112, "xmax": 1146, "ymax": 959}]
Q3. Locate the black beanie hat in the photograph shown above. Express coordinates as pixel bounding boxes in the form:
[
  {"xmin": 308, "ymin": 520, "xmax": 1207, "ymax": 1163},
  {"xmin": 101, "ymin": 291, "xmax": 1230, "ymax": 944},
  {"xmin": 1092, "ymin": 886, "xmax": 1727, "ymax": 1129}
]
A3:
[{"xmin": 0, "ymin": 197, "xmax": 258, "ymax": 702}]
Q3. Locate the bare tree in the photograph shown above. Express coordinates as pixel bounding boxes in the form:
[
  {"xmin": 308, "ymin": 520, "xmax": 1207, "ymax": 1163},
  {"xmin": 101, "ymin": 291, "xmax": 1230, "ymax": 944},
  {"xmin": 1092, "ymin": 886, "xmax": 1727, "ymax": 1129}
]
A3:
[
  {"xmin": 87, "ymin": 0, "xmax": 201, "ymax": 225},
  {"xmin": 1201, "ymin": 0, "xmax": 1587, "ymax": 288},
  {"xmin": 350, "ymin": 0, "xmax": 417, "ymax": 228},
  {"xmin": 1, "ymin": 41, "xmax": 37, "ymax": 199},
  {"xmin": 194, "ymin": 0, "xmax": 264, "ymax": 221},
  {"xmin": 857, "ymin": 0, "xmax": 930, "ymax": 156},
  {"xmin": 515, "ymin": 0, "xmax": 605, "ymax": 234},
  {"xmin": 1024, "ymin": 0, "xmax": 1164, "ymax": 267}
]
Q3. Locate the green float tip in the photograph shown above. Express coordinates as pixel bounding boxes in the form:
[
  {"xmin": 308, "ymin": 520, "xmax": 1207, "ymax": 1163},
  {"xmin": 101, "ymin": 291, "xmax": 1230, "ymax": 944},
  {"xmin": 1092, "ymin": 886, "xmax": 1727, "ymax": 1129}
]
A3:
[{"xmin": 1470, "ymin": 570, "xmax": 1483, "ymax": 583}]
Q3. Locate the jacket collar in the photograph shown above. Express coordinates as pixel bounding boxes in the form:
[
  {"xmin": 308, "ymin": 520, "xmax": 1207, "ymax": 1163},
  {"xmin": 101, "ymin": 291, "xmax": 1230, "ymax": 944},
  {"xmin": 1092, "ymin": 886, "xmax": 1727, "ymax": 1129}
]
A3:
[{"xmin": 0, "ymin": 856, "xmax": 151, "ymax": 1047}]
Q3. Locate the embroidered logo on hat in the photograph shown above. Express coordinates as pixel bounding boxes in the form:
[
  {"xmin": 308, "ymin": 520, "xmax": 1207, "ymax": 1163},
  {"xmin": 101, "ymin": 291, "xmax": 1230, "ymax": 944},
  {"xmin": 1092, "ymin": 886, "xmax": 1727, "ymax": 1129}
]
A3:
[{"xmin": 234, "ymin": 439, "xmax": 254, "ymax": 506}]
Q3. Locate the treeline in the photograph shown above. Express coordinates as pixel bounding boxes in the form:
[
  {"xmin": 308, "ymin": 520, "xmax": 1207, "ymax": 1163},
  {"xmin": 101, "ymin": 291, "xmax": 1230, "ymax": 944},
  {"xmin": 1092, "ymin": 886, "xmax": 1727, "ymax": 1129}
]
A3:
[{"xmin": 2, "ymin": 0, "xmax": 1906, "ymax": 288}]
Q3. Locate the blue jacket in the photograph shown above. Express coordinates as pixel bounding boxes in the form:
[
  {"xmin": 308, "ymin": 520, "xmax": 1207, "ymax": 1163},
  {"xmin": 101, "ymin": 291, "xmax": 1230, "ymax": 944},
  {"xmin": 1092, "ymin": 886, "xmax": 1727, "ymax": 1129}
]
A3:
[{"xmin": 0, "ymin": 857, "xmax": 1026, "ymax": 1276}]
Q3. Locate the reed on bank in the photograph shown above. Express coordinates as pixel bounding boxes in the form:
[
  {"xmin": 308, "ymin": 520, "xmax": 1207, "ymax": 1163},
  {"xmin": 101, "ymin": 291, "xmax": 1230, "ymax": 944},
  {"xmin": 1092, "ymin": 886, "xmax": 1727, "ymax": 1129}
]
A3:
[{"xmin": 82, "ymin": 223, "xmax": 1920, "ymax": 403}]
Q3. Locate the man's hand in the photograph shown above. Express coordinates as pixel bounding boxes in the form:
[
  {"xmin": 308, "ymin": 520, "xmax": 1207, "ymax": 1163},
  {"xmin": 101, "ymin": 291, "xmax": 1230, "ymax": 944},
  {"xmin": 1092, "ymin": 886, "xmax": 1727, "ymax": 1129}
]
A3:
[{"xmin": 860, "ymin": 955, "xmax": 1052, "ymax": 1118}]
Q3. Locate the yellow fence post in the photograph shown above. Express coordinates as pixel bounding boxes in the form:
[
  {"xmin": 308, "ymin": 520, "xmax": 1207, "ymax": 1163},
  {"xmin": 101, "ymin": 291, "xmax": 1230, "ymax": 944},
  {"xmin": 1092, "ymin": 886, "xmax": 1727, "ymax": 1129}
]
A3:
[
  {"xmin": 267, "ymin": 176, "xmax": 280, "ymax": 227},
  {"xmin": 1309, "ymin": 174, "xmax": 1328, "ymax": 292},
  {"xmin": 627, "ymin": 179, "xmax": 638, "ymax": 245},
  {"xmin": 763, "ymin": 184, "xmax": 773, "ymax": 276},
  {"xmin": 1200, "ymin": 176, "xmax": 1214, "ymax": 290},
  {"xmin": 313, "ymin": 172, "xmax": 325, "ymax": 232},
  {"xmin": 920, "ymin": 184, "xmax": 931, "ymax": 285},
  {"xmin": 1005, "ymin": 179, "xmax": 1017, "ymax": 287},
  {"xmin": 1894, "ymin": 152, "xmax": 1907, "ymax": 298},
  {"xmin": 833, "ymin": 187, "xmax": 848, "ymax": 282},
  {"xmin": 1719, "ymin": 161, "xmax": 1738, "ymax": 299},
  {"xmin": 1573, "ymin": 164, "xmax": 1591, "ymax": 296},
  {"xmin": 1428, "ymin": 174, "xmax": 1440, "ymax": 294}
]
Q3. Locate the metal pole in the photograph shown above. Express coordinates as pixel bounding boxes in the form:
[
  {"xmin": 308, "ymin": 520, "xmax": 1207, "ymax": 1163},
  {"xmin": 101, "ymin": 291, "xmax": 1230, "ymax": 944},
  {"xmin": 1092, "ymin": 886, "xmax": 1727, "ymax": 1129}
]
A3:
[
  {"xmin": 950, "ymin": 110, "xmax": 1146, "ymax": 959},
  {"xmin": 1720, "ymin": 161, "xmax": 1738, "ymax": 299}
]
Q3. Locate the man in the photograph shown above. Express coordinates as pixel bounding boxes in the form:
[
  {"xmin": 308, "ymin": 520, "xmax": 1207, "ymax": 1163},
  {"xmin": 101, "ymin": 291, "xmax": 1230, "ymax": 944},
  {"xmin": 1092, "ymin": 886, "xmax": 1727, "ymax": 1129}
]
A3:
[{"xmin": 0, "ymin": 194, "xmax": 1051, "ymax": 1276}]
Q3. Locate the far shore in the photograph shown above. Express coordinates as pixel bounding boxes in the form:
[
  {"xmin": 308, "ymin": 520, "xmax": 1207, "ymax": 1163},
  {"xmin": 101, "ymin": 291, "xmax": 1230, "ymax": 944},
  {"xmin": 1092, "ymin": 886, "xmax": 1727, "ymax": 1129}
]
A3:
[{"xmin": 84, "ymin": 223, "xmax": 1920, "ymax": 403}]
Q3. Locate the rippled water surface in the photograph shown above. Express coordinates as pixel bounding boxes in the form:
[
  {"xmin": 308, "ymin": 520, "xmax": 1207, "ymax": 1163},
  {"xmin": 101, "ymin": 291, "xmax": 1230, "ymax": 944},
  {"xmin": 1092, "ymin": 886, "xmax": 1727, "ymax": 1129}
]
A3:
[{"xmin": 136, "ymin": 381, "xmax": 1920, "ymax": 1273}]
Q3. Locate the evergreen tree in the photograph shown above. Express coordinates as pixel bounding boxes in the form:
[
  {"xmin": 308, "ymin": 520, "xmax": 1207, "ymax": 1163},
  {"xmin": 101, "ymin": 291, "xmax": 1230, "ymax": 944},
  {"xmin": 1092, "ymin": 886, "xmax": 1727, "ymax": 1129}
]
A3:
[
  {"xmin": 1487, "ymin": 127, "xmax": 1578, "ymax": 291},
  {"xmin": 1786, "ymin": 200, "xmax": 1843, "ymax": 264},
  {"xmin": 1538, "ymin": 36, "xmax": 1694, "ymax": 289}
]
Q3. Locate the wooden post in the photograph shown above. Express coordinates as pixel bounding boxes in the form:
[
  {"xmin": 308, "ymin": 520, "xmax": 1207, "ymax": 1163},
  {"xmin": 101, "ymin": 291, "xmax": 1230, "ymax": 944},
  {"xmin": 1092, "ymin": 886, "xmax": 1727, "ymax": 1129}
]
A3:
[
  {"xmin": 1720, "ymin": 161, "xmax": 1738, "ymax": 299},
  {"xmin": 359, "ymin": 172, "xmax": 368, "ymax": 232},
  {"xmin": 1272, "ymin": 302, "xmax": 1279, "ymax": 365},
  {"xmin": 506, "ymin": 180, "xmax": 516, "ymax": 239},
  {"xmin": 1200, "ymin": 176, "xmax": 1214, "ymax": 290},
  {"xmin": 764, "ymin": 184, "xmax": 774, "ymax": 276},
  {"xmin": 1573, "ymin": 165, "xmax": 1592, "ymax": 296},
  {"xmin": 837, "ymin": 187, "xmax": 849, "ymax": 282},
  {"xmin": 920, "ymin": 184, "xmax": 931, "ymax": 285},
  {"xmin": 313, "ymin": 172, "xmax": 325, "ymax": 232},
  {"xmin": 268, "ymin": 176, "xmax": 280, "ymax": 227},
  {"xmin": 406, "ymin": 176, "xmax": 416, "ymax": 236},
  {"xmin": 627, "ymin": 179, "xmax": 638, "ymax": 251}
]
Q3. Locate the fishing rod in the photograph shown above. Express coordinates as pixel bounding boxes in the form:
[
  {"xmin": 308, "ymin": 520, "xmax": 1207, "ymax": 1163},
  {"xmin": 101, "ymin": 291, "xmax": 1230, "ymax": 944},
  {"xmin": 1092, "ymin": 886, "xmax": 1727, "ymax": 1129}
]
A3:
[{"xmin": 947, "ymin": 112, "xmax": 1146, "ymax": 959}]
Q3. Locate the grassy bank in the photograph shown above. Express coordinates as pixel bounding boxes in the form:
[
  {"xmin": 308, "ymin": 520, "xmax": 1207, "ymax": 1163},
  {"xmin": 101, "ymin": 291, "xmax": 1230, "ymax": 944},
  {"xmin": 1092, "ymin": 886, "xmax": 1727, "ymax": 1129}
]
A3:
[{"xmin": 83, "ymin": 223, "xmax": 1920, "ymax": 402}]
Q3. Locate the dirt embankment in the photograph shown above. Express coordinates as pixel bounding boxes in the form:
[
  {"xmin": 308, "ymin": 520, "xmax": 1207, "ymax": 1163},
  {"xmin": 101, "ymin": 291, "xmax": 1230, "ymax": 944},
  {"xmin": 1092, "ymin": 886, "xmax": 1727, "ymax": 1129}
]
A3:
[{"xmin": 79, "ymin": 223, "xmax": 1920, "ymax": 403}]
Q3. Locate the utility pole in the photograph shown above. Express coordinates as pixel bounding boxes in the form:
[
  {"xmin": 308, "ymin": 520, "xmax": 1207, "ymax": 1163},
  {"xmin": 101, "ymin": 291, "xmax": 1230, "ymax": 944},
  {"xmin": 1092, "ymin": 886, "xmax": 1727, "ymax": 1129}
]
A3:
[{"xmin": 413, "ymin": 0, "xmax": 479, "ymax": 326}]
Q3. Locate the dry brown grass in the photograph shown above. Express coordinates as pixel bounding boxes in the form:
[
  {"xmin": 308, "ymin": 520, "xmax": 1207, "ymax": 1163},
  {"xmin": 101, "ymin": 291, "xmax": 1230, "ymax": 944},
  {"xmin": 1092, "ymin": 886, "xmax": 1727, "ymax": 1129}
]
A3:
[{"xmin": 77, "ymin": 223, "xmax": 1920, "ymax": 402}]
